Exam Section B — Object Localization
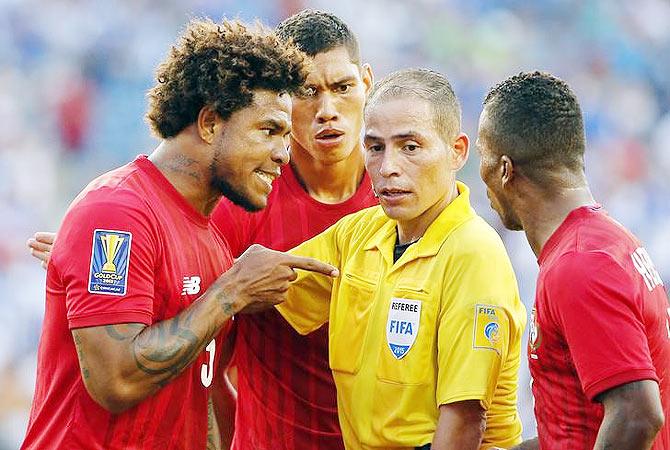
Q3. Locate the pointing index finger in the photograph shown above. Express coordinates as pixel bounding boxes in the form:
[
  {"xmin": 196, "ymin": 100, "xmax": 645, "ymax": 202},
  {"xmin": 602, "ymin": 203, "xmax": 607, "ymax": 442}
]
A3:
[{"xmin": 282, "ymin": 254, "xmax": 339, "ymax": 277}]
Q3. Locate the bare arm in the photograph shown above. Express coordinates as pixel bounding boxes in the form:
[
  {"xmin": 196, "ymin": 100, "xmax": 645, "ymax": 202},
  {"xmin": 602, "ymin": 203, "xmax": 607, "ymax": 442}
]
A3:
[
  {"xmin": 72, "ymin": 245, "xmax": 338, "ymax": 413},
  {"xmin": 593, "ymin": 379, "xmax": 664, "ymax": 450},
  {"xmin": 431, "ymin": 400, "xmax": 485, "ymax": 450}
]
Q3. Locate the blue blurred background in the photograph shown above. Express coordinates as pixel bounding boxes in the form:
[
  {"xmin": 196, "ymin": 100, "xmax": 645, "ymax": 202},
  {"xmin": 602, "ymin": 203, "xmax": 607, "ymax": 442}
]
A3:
[{"xmin": 1, "ymin": 0, "xmax": 669, "ymax": 447}]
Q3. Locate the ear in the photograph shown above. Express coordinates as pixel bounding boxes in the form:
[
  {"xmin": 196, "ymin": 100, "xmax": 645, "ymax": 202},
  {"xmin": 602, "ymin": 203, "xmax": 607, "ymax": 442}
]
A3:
[
  {"xmin": 197, "ymin": 106, "xmax": 221, "ymax": 144},
  {"xmin": 450, "ymin": 133, "xmax": 469, "ymax": 170},
  {"xmin": 500, "ymin": 155, "xmax": 515, "ymax": 187},
  {"xmin": 361, "ymin": 63, "xmax": 374, "ymax": 96}
]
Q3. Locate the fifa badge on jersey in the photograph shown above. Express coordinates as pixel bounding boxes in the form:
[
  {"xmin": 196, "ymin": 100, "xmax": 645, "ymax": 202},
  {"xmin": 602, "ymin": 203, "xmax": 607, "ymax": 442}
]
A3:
[
  {"xmin": 88, "ymin": 229, "xmax": 132, "ymax": 295},
  {"xmin": 473, "ymin": 304, "xmax": 503, "ymax": 354},
  {"xmin": 386, "ymin": 298, "xmax": 421, "ymax": 359}
]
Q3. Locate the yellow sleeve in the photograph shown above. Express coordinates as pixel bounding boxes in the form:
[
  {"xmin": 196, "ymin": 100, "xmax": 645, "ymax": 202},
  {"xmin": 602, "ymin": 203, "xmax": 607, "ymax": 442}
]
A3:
[
  {"xmin": 275, "ymin": 220, "xmax": 344, "ymax": 335},
  {"xmin": 436, "ymin": 228, "xmax": 524, "ymax": 411}
]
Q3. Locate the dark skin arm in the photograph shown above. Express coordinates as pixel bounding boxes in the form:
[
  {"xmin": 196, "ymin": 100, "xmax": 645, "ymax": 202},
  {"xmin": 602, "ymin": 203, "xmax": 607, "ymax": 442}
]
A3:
[
  {"xmin": 72, "ymin": 244, "xmax": 338, "ymax": 413},
  {"xmin": 593, "ymin": 379, "xmax": 664, "ymax": 450},
  {"xmin": 431, "ymin": 400, "xmax": 485, "ymax": 450},
  {"xmin": 507, "ymin": 380, "xmax": 664, "ymax": 450}
]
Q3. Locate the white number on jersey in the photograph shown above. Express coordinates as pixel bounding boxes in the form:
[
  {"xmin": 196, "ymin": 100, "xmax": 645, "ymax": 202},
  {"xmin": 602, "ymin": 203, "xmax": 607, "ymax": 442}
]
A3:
[{"xmin": 201, "ymin": 339, "xmax": 216, "ymax": 387}]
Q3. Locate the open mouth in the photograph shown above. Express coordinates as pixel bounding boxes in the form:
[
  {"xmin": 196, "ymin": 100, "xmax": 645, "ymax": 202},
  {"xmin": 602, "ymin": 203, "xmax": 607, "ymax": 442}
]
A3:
[
  {"xmin": 315, "ymin": 128, "xmax": 344, "ymax": 142},
  {"xmin": 254, "ymin": 169, "xmax": 277, "ymax": 189}
]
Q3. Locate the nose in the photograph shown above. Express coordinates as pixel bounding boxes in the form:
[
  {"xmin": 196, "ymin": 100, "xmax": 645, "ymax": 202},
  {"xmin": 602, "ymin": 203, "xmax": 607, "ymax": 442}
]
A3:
[
  {"xmin": 379, "ymin": 149, "xmax": 401, "ymax": 178},
  {"xmin": 271, "ymin": 139, "xmax": 290, "ymax": 166},
  {"xmin": 316, "ymin": 93, "xmax": 338, "ymax": 124}
]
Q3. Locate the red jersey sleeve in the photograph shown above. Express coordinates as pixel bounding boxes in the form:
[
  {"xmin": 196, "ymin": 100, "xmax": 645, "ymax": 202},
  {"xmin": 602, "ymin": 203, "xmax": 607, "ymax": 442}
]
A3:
[
  {"xmin": 210, "ymin": 197, "xmax": 254, "ymax": 258},
  {"xmin": 546, "ymin": 251, "xmax": 659, "ymax": 400},
  {"xmin": 52, "ymin": 190, "xmax": 159, "ymax": 329}
]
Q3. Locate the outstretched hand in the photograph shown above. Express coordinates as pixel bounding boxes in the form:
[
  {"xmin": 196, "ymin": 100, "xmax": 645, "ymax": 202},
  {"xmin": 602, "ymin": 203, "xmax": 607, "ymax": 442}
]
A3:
[{"xmin": 217, "ymin": 244, "xmax": 338, "ymax": 314}]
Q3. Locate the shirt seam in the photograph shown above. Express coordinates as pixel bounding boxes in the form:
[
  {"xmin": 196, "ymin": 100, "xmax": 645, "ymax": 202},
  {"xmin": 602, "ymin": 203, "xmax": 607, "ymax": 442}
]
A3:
[{"xmin": 584, "ymin": 367, "xmax": 658, "ymax": 400}]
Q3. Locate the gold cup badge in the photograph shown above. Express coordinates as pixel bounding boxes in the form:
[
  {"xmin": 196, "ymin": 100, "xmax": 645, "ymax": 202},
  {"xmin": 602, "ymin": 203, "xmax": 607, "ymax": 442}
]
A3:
[{"xmin": 101, "ymin": 234, "xmax": 124, "ymax": 273}]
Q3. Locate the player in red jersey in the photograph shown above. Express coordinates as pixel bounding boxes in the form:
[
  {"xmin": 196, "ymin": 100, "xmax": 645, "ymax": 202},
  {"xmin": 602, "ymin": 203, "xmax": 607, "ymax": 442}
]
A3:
[
  {"xmin": 21, "ymin": 18, "xmax": 337, "ymax": 450},
  {"xmin": 27, "ymin": 10, "xmax": 373, "ymax": 449},
  {"xmin": 477, "ymin": 72, "xmax": 669, "ymax": 450},
  {"xmin": 211, "ymin": 10, "xmax": 376, "ymax": 450}
]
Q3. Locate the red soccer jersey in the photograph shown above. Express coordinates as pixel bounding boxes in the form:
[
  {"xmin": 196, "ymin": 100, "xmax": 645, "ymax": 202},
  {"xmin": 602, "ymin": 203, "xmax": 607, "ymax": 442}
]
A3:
[
  {"xmin": 529, "ymin": 205, "xmax": 670, "ymax": 449},
  {"xmin": 22, "ymin": 155, "xmax": 233, "ymax": 450},
  {"xmin": 211, "ymin": 162, "xmax": 377, "ymax": 450}
]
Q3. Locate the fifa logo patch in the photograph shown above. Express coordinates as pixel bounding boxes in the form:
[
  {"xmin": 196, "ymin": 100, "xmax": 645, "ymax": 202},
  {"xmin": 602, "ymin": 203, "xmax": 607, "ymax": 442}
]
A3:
[
  {"xmin": 386, "ymin": 298, "xmax": 421, "ymax": 359},
  {"xmin": 473, "ymin": 304, "xmax": 503, "ymax": 354},
  {"xmin": 88, "ymin": 229, "xmax": 132, "ymax": 295}
]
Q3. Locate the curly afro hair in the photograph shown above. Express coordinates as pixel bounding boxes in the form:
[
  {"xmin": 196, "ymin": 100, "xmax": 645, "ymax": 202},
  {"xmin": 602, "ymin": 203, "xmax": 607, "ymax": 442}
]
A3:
[
  {"xmin": 146, "ymin": 18, "xmax": 307, "ymax": 139},
  {"xmin": 276, "ymin": 9, "xmax": 360, "ymax": 64},
  {"xmin": 482, "ymin": 71, "xmax": 586, "ymax": 181}
]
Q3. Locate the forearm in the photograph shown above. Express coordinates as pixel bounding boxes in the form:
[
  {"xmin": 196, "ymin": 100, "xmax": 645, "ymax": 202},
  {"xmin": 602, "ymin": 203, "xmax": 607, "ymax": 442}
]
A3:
[
  {"xmin": 75, "ymin": 279, "xmax": 239, "ymax": 412},
  {"xmin": 432, "ymin": 401, "xmax": 485, "ymax": 450},
  {"xmin": 593, "ymin": 380, "xmax": 664, "ymax": 450},
  {"xmin": 508, "ymin": 437, "xmax": 539, "ymax": 450},
  {"xmin": 593, "ymin": 412, "xmax": 660, "ymax": 450}
]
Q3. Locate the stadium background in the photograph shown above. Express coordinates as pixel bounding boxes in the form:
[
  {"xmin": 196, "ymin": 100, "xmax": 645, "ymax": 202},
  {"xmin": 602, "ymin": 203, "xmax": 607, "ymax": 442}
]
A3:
[{"xmin": 1, "ymin": 0, "xmax": 669, "ymax": 447}]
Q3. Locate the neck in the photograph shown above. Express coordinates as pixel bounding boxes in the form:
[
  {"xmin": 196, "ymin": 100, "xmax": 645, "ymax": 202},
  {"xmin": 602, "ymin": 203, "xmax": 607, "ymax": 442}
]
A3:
[
  {"xmin": 518, "ymin": 184, "xmax": 595, "ymax": 258},
  {"xmin": 397, "ymin": 182, "xmax": 459, "ymax": 244},
  {"xmin": 148, "ymin": 132, "xmax": 221, "ymax": 216},
  {"xmin": 289, "ymin": 139, "xmax": 366, "ymax": 204}
]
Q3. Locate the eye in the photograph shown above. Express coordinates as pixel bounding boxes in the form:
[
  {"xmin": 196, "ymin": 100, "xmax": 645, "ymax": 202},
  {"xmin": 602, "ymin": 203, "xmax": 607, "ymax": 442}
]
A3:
[
  {"xmin": 335, "ymin": 84, "xmax": 352, "ymax": 94},
  {"xmin": 402, "ymin": 143, "xmax": 419, "ymax": 152},
  {"xmin": 261, "ymin": 128, "xmax": 277, "ymax": 136},
  {"xmin": 366, "ymin": 144, "xmax": 383, "ymax": 153}
]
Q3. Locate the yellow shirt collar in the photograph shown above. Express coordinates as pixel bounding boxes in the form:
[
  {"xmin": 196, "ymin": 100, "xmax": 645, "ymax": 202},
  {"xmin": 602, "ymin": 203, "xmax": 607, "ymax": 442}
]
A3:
[{"xmin": 364, "ymin": 181, "xmax": 475, "ymax": 264}]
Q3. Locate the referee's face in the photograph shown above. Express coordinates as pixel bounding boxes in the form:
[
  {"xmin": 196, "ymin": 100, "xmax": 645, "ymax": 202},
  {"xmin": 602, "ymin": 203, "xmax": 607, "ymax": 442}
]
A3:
[{"xmin": 364, "ymin": 96, "xmax": 468, "ymax": 230}]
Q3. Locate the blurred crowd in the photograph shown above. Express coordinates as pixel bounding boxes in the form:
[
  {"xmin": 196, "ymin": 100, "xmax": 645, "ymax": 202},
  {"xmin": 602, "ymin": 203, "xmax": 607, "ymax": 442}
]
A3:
[{"xmin": 1, "ymin": 0, "xmax": 668, "ymax": 447}]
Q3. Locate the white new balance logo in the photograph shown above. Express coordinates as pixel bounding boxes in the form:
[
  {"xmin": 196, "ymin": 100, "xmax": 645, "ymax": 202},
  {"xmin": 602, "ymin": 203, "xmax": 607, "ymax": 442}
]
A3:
[{"xmin": 182, "ymin": 276, "xmax": 201, "ymax": 295}]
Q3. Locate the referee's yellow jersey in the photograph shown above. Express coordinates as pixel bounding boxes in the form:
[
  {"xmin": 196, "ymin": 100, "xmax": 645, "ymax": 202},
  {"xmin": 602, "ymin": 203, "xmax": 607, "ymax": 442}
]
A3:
[{"xmin": 277, "ymin": 182, "xmax": 526, "ymax": 450}]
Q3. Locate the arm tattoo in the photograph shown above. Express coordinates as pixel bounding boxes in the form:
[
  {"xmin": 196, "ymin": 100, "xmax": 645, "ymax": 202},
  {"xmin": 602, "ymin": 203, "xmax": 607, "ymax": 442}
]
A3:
[
  {"xmin": 104, "ymin": 306, "xmax": 218, "ymax": 387},
  {"xmin": 73, "ymin": 333, "xmax": 90, "ymax": 380}
]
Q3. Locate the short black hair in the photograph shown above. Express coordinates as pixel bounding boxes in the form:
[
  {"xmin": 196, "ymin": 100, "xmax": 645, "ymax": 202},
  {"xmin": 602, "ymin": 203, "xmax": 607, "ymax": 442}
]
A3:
[
  {"xmin": 276, "ymin": 9, "xmax": 360, "ymax": 64},
  {"xmin": 146, "ymin": 18, "xmax": 307, "ymax": 139},
  {"xmin": 482, "ymin": 71, "xmax": 586, "ymax": 181},
  {"xmin": 366, "ymin": 68, "xmax": 461, "ymax": 140}
]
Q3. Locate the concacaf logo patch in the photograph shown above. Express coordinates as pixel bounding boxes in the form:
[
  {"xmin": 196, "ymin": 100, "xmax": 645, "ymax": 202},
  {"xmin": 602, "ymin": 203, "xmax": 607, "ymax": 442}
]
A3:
[
  {"xmin": 88, "ymin": 229, "xmax": 132, "ymax": 295},
  {"xmin": 473, "ymin": 304, "xmax": 504, "ymax": 354}
]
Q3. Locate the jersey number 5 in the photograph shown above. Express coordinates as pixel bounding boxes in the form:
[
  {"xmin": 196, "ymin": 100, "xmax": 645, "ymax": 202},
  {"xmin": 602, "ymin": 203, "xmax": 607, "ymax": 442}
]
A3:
[{"xmin": 201, "ymin": 339, "xmax": 216, "ymax": 387}]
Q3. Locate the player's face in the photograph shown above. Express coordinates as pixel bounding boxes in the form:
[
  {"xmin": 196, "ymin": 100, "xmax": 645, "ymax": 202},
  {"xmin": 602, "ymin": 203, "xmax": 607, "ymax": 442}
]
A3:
[
  {"xmin": 290, "ymin": 46, "xmax": 372, "ymax": 164},
  {"xmin": 364, "ymin": 96, "xmax": 467, "ymax": 228},
  {"xmin": 476, "ymin": 108, "xmax": 523, "ymax": 230},
  {"xmin": 211, "ymin": 90, "xmax": 292, "ymax": 212}
]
